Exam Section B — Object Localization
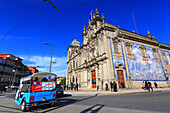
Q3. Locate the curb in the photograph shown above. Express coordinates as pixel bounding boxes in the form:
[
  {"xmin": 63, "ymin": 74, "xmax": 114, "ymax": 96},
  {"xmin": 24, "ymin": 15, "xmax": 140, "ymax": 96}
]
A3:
[{"xmin": 64, "ymin": 89, "xmax": 170, "ymax": 96}]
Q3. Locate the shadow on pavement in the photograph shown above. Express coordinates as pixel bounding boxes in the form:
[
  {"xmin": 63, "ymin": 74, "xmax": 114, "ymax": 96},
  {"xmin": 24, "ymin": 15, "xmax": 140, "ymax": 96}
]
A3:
[
  {"xmin": 0, "ymin": 105, "xmax": 20, "ymax": 110},
  {"xmin": 35, "ymin": 95, "xmax": 98, "ymax": 113},
  {"xmin": 80, "ymin": 104, "xmax": 104, "ymax": 113}
]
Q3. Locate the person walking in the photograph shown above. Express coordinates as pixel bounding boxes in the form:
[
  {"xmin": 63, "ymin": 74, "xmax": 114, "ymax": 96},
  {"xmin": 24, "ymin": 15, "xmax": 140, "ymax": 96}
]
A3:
[
  {"xmin": 154, "ymin": 81, "xmax": 158, "ymax": 88},
  {"xmin": 97, "ymin": 85, "xmax": 99, "ymax": 91},
  {"xmin": 74, "ymin": 84, "xmax": 76, "ymax": 90},
  {"xmin": 110, "ymin": 81, "xmax": 113, "ymax": 92},
  {"xmin": 121, "ymin": 82, "xmax": 125, "ymax": 88},
  {"xmin": 76, "ymin": 83, "xmax": 78, "ymax": 91},
  {"xmin": 147, "ymin": 81, "xmax": 153, "ymax": 91},
  {"xmin": 105, "ymin": 83, "xmax": 108, "ymax": 91},
  {"xmin": 142, "ymin": 81, "xmax": 145, "ymax": 89},
  {"xmin": 113, "ymin": 81, "xmax": 117, "ymax": 92},
  {"xmin": 145, "ymin": 81, "xmax": 148, "ymax": 91}
]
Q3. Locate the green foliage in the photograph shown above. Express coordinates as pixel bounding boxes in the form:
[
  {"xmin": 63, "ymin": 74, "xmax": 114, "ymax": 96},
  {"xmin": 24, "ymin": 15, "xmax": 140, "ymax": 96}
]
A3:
[{"xmin": 59, "ymin": 78, "xmax": 66, "ymax": 85}]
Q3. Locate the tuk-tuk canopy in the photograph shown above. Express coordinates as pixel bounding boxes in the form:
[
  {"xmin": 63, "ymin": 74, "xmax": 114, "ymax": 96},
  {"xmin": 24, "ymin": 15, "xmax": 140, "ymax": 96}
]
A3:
[{"xmin": 20, "ymin": 72, "xmax": 57, "ymax": 83}]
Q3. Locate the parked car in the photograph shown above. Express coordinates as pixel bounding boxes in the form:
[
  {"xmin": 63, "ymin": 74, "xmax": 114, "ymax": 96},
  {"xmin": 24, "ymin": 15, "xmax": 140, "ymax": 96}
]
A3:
[
  {"xmin": 0, "ymin": 87, "xmax": 7, "ymax": 92},
  {"xmin": 56, "ymin": 84, "xmax": 64, "ymax": 97}
]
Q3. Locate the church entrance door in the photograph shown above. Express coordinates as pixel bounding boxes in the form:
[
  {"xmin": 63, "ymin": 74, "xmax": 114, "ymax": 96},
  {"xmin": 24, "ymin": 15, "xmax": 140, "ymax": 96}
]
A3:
[
  {"xmin": 91, "ymin": 71, "xmax": 96, "ymax": 88},
  {"xmin": 117, "ymin": 70, "xmax": 126, "ymax": 88}
]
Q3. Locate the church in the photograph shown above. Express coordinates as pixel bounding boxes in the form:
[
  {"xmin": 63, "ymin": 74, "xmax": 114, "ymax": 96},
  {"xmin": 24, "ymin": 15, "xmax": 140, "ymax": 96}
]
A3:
[{"xmin": 66, "ymin": 9, "xmax": 170, "ymax": 90}]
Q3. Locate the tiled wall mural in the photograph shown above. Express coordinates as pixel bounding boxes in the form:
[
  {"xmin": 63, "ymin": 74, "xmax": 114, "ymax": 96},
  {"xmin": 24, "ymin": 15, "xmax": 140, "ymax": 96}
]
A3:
[
  {"xmin": 110, "ymin": 38, "xmax": 127, "ymax": 81},
  {"xmin": 124, "ymin": 42, "xmax": 166, "ymax": 81}
]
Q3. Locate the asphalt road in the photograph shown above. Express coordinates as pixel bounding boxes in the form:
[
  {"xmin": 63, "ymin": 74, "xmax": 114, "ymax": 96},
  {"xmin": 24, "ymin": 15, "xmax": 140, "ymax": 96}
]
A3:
[{"xmin": 0, "ymin": 91, "xmax": 170, "ymax": 113}]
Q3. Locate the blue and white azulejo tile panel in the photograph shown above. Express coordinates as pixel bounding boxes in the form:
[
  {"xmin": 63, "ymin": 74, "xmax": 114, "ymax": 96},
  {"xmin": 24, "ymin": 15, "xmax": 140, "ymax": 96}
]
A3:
[{"xmin": 124, "ymin": 42, "xmax": 166, "ymax": 81}]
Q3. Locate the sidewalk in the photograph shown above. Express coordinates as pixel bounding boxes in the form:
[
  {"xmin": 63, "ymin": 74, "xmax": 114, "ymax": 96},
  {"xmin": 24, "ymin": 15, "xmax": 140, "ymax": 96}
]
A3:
[{"xmin": 64, "ymin": 87, "xmax": 170, "ymax": 96}]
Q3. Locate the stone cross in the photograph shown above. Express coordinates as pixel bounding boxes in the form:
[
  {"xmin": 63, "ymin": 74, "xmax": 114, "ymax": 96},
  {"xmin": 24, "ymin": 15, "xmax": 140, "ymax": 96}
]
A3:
[{"xmin": 89, "ymin": 10, "xmax": 93, "ymax": 21}]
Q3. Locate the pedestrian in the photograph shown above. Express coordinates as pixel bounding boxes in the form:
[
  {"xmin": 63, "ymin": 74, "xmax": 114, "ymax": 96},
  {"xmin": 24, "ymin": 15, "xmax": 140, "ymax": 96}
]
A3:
[
  {"xmin": 154, "ymin": 81, "xmax": 158, "ymax": 88},
  {"xmin": 105, "ymin": 83, "xmax": 108, "ymax": 91},
  {"xmin": 74, "ymin": 84, "xmax": 76, "ymax": 90},
  {"xmin": 97, "ymin": 85, "xmax": 99, "ymax": 91},
  {"xmin": 71, "ymin": 83, "xmax": 73, "ymax": 90},
  {"xmin": 113, "ymin": 81, "xmax": 117, "ymax": 92},
  {"xmin": 110, "ymin": 81, "xmax": 113, "ymax": 92},
  {"xmin": 76, "ymin": 83, "xmax": 78, "ymax": 91},
  {"xmin": 145, "ymin": 81, "xmax": 148, "ymax": 91},
  {"xmin": 66, "ymin": 84, "xmax": 68, "ymax": 90},
  {"xmin": 147, "ymin": 81, "xmax": 153, "ymax": 91},
  {"xmin": 121, "ymin": 82, "xmax": 125, "ymax": 88},
  {"xmin": 142, "ymin": 81, "xmax": 145, "ymax": 89}
]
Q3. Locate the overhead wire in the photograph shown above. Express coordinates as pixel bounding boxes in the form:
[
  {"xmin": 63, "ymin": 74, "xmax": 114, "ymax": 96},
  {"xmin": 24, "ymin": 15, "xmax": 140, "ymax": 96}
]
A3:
[
  {"xmin": 0, "ymin": 1, "xmax": 42, "ymax": 15},
  {"xmin": 0, "ymin": 1, "xmax": 45, "ymax": 42}
]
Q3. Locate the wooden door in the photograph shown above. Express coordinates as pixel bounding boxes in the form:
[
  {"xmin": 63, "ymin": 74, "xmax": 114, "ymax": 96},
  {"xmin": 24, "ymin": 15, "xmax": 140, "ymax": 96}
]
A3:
[
  {"xmin": 117, "ymin": 70, "xmax": 126, "ymax": 88},
  {"xmin": 91, "ymin": 71, "xmax": 96, "ymax": 88}
]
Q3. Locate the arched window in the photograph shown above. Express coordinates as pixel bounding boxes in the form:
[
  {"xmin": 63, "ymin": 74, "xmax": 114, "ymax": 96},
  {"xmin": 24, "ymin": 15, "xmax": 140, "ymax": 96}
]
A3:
[
  {"xmin": 112, "ymin": 38, "xmax": 122, "ymax": 58},
  {"xmin": 152, "ymin": 48, "xmax": 160, "ymax": 62},
  {"xmin": 76, "ymin": 61, "xmax": 78, "ymax": 68},
  {"xmin": 114, "ymin": 42, "xmax": 118, "ymax": 53},
  {"xmin": 140, "ymin": 45, "xmax": 148, "ymax": 61},
  {"xmin": 125, "ymin": 42, "xmax": 134, "ymax": 59}
]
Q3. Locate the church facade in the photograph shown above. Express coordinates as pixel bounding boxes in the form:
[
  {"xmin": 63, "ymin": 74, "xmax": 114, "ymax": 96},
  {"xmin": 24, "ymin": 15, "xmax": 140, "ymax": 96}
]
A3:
[{"xmin": 66, "ymin": 9, "xmax": 170, "ymax": 90}]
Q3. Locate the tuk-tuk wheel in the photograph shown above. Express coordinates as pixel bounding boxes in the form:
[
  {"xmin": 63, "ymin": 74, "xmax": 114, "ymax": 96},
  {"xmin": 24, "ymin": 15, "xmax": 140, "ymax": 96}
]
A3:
[{"xmin": 21, "ymin": 100, "xmax": 26, "ymax": 112}]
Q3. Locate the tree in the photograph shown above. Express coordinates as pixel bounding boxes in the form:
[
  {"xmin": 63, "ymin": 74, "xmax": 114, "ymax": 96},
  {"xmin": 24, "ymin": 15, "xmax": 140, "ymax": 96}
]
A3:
[{"xmin": 59, "ymin": 78, "xmax": 66, "ymax": 85}]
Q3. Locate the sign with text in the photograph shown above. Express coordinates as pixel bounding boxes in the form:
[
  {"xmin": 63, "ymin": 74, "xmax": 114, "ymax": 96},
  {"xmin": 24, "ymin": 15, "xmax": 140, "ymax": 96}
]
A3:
[{"xmin": 32, "ymin": 81, "xmax": 56, "ymax": 92}]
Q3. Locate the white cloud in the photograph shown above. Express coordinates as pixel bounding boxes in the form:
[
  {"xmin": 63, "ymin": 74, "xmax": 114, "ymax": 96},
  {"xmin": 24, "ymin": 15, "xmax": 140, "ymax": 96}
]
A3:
[{"xmin": 20, "ymin": 55, "xmax": 67, "ymax": 77}]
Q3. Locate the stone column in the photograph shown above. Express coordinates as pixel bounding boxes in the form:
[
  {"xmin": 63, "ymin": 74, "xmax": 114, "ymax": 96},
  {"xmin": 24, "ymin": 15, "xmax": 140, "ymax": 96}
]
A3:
[
  {"xmin": 158, "ymin": 49, "xmax": 169, "ymax": 80},
  {"xmin": 121, "ymin": 39, "xmax": 130, "ymax": 88}
]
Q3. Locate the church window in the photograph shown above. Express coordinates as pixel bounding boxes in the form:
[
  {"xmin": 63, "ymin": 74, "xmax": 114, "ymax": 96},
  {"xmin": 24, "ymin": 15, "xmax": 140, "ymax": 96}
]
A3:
[
  {"xmin": 112, "ymin": 38, "xmax": 122, "ymax": 58},
  {"xmin": 125, "ymin": 42, "xmax": 134, "ymax": 59},
  {"xmin": 114, "ymin": 42, "xmax": 118, "ymax": 53},
  {"xmin": 76, "ymin": 61, "xmax": 78, "ymax": 68},
  {"xmin": 152, "ymin": 48, "xmax": 160, "ymax": 62},
  {"xmin": 92, "ymin": 49, "xmax": 95, "ymax": 57},
  {"xmin": 140, "ymin": 45, "xmax": 148, "ymax": 61},
  {"xmin": 70, "ymin": 63, "xmax": 72, "ymax": 70},
  {"xmin": 162, "ymin": 53, "xmax": 168, "ymax": 61}
]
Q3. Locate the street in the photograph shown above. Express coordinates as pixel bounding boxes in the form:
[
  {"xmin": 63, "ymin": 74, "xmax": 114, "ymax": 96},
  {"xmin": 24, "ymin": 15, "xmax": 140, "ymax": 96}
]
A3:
[{"xmin": 0, "ymin": 91, "xmax": 170, "ymax": 113}]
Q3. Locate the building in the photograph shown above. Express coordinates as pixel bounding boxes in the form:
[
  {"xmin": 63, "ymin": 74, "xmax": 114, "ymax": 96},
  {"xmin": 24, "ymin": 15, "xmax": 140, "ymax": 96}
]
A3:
[
  {"xmin": 57, "ymin": 77, "xmax": 66, "ymax": 84},
  {"xmin": 27, "ymin": 66, "xmax": 39, "ymax": 74},
  {"xmin": 0, "ymin": 54, "xmax": 29, "ymax": 89},
  {"xmin": 66, "ymin": 9, "xmax": 170, "ymax": 90}
]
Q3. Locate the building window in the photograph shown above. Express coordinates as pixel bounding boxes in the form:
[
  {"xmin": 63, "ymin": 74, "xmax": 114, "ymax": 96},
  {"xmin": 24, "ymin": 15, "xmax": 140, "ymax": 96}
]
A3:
[
  {"xmin": 114, "ymin": 42, "xmax": 118, "ymax": 53},
  {"xmin": 92, "ymin": 49, "xmax": 95, "ymax": 57},
  {"xmin": 140, "ymin": 45, "xmax": 148, "ymax": 61},
  {"xmin": 76, "ymin": 61, "xmax": 78, "ymax": 68},
  {"xmin": 162, "ymin": 53, "xmax": 168, "ymax": 61},
  {"xmin": 1, "ymin": 77, "xmax": 4, "ymax": 81},
  {"xmin": 152, "ymin": 48, "xmax": 160, "ymax": 62},
  {"xmin": 125, "ymin": 42, "xmax": 134, "ymax": 59},
  {"xmin": 70, "ymin": 63, "xmax": 72, "ymax": 70},
  {"xmin": 112, "ymin": 38, "xmax": 122, "ymax": 58},
  {"xmin": 68, "ymin": 66, "xmax": 70, "ymax": 70}
]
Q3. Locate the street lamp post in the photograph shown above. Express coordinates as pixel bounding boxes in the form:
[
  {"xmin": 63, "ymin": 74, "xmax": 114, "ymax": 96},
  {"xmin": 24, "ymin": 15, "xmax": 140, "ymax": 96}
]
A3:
[
  {"xmin": 44, "ymin": 42, "xmax": 53, "ymax": 73},
  {"xmin": 9, "ymin": 70, "xmax": 15, "ymax": 87}
]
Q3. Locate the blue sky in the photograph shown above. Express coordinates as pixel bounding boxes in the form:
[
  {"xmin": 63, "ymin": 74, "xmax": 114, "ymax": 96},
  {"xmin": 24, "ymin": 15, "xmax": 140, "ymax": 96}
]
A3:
[{"xmin": 0, "ymin": 0, "xmax": 170, "ymax": 77}]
